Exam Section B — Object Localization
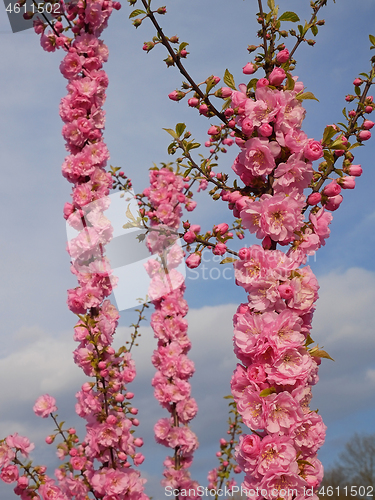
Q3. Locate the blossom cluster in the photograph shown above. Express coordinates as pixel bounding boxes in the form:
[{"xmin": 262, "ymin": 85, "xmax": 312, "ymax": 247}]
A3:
[
  {"xmin": 0, "ymin": 1, "xmax": 149, "ymax": 499},
  {"xmin": 220, "ymin": 67, "xmax": 337, "ymax": 499},
  {"xmin": 144, "ymin": 168, "xmax": 200, "ymax": 496}
]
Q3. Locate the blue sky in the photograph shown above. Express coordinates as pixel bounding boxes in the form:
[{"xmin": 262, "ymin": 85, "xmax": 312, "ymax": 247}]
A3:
[{"xmin": 1, "ymin": 0, "xmax": 375, "ymax": 498}]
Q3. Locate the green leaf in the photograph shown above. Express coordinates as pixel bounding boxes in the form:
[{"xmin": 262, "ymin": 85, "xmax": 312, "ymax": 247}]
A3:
[
  {"xmin": 220, "ymin": 257, "xmax": 238, "ymax": 264},
  {"xmin": 223, "ymin": 69, "xmax": 236, "ymax": 90},
  {"xmin": 295, "ymin": 91, "xmax": 319, "ymax": 102},
  {"xmin": 369, "ymin": 34, "xmax": 375, "ymax": 46},
  {"xmin": 322, "ymin": 125, "xmax": 337, "ymax": 145},
  {"xmin": 223, "ymin": 394, "xmax": 233, "ymax": 400},
  {"xmin": 311, "ymin": 24, "xmax": 318, "ymax": 36},
  {"xmin": 305, "ymin": 335, "xmax": 314, "ymax": 347},
  {"xmin": 279, "ymin": 11, "xmax": 300, "ymax": 22},
  {"xmin": 285, "ymin": 72, "xmax": 295, "ymax": 90},
  {"xmin": 310, "ymin": 348, "xmax": 335, "ymax": 361},
  {"xmin": 125, "ymin": 204, "xmax": 136, "ymax": 222},
  {"xmin": 129, "ymin": 8, "xmax": 145, "ymax": 18},
  {"xmin": 355, "ymin": 85, "xmax": 361, "ymax": 97},
  {"xmin": 163, "ymin": 128, "xmax": 178, "ymax": 139},
  {"xmin": 330, "ymin": 139, "xmax": 346, "ymax": 150},
  {"xmin": 259, "ymin": 387, "xmax": 277, "ymax": 397},
  {"xmin": 247, "ymin": 78, "xmax": 258, "ymax": 92},
  {"xmin": 348, "ymin": 142, "xmax": 363, "ymax": 150},
  {"xmin": 267, "ymin": 0, "xmax": 275, "ymax": 11},
  {"xmin": 175, "ymin": 123, "xmax": 186, "ymax": 137}
]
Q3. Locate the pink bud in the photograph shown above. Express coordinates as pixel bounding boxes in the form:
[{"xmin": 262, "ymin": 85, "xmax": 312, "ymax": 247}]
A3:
[
  {"xmin": 256, "ymin": 78, "xmax": 269, "ymax": 88},
  {"xmin": 234, "ymin": 466, "xmax": 242, "ymax": 474},
  {"xmin": 68, "ymin": 428, "xmax": 76, "ymax": 435},
  {"xmin": 126, "ymin": 392, "xmax": 134, "ymax": 399},
  {"xmin": 214, "ymin": 223, "xmax": 229, "ymax": 235},
  {"xmin": 188, "ymin": 97, "xmax": 199, "ymax": 107},
  {"xmin": 353, "ymin": 78, "xmax": 363, "ymax": 86},
  {"xmin": 133, "ymin": 453, "xmax": 145, "ymax": 466},
  {"xmin": 358, "ymin": 130, "xmax": 371, "ymax": 141},
  {"xmin": 242, "ymin": 62, "xmax": 256, "ymax": 75},
  {"xmin": 212, "ymin": 243, "xmax": 227, "ymax": 255},
  {"xmin": 130, "ymin": 407, "xmax": 138, "ymax": 415},
  {"xmin": 134, "ymin": 438, "xmax": 144, "ymax": 447},
  {"xmin": 132, "ymin": 418, "xmax": 140, "ymax": 426},
  {"xmin": 262, "ymin": 235, "xmax": 272, "ymax": 250},
  {"xmin": 278, "ymin": 283, "xmax": 294, "ymax": 300},
  {"xmin": 180, "ymin": 49, "xmax": 187, "ymax": 57},
  {"xmin": 348, "ymin": 164, "xmax": 362, "ymax": 176},
  {"xmin": 228, "ymin": 119, "xmax": 236, "ymax": 128},
  {"xmin": 190, "ymin": 224, "xmax": 201, "ymax": 234},
  {"xmin": 269, "ymin": 67, "xmax": 286, "ymax": 86},
  {"xmin": 307, "ymin": 192, "xmax": 322, "ymax": 205},
  {"xmin": 208, "ymin": 125, "xmax": 220, "ymax": 135},
  {"xmin": 363, "ymin": 120, "xmax": 374, "ymax": 130},
  {"xmin": 323, "ymin": 181, "xmax": 341, "ymax": 197},
  {"xmin": 348, "ymin": 110, "xmax": 356, "ymax": 118},
  {"xmin": 183, "ymin": 231, "xmax": 196, "ymax": 244},
  {"xmin": 115, "ymin": 393, "xmax": 125, "ymax": 402},
  {"xmin": 345, "ymin": 95, "xmax": 355, "ymax": 102},
  {"xmin": 69, "ymin": 448, "xmax": 77, "ymax": 457},
  {"xmin": 168, "ymin": 90, "xmax": 179, "ymax": 101},
  {"xmin": 242, "ymin": 118, "xmax": 254, "ymax": 136},
  {"xmin": 45, "ymin": 436, "xmax": 54, "ymax": 445},
  {"xmin": 106, "ymin": 414, "xmax": 117, "ymax": 425},
  {"xmin": 186, "ymin": 253, "xmax": 201, "ymax": 269},
  {"xmin": 258, "ymin": 123, "xmax": 273, "ymax": 137},
  {"xmin": 199, "ymin": 104, "xmax": 209, "ymax": 116},
  {"xmin": 219, "ymin": 438, "xmax": 227, "ymax": 445},
  {"xmin": 338, "ymin": 176, "xmax": 355, "ymax": 189},
  {"xmin": 223, "ymin": 461, "xmax": 229, "ymax": 467},
  {"xmin": 221, "ymin": 87, "xmax": 233, "ymax": 98},
  {"xmin": 365, "ymin": 106, "xmax": 374, "ymax": 113},
  {"xmin": 325, "ymin": 194, "xmax": 343, "ymax": 211},
  {"xmin": 216, "ymin": 452, "xmax": 222, "ymax": 457},
  {"xmin": 224, "ymin": 108, "xmax": 234, "ymax": 118},
  {"xmin": 276, "ymin": 48, "xmax": 290, "ymax": 63}
]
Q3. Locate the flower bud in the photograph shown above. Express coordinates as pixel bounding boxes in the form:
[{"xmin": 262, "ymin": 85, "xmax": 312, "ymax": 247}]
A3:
[
  {"xmin": 243, "ymin": 62, "xmax": 256, "ymax": 75},
  {"xmin": 337, "ymin": 176, "xmax": 355, "ymax": 189},
  {"xmin": 323, "ymin": 180, "xmax": 341, "ymax": 197},
  {"xmin": 269, "ymin": 67, "xmax": 286, "ymax": 86},
  {"xmin": 363, "ymin": 120, "xmax": 374, "ymax": 130},
  {"xmin": 358, "ymin": 130, "xmax": 371, "ymax": 141},
  {"xmin": 324, "ymin": 194, "xmax": 343, "ymax": 211},
  {"xmin": 347, "ymin": 164, "xmax": 362, "ymax": 177},
  {"xmin": 353, "ymin": 78, "xmax": 363, "ymax": 86},
  {"xmin": 186, "ymin": 253, "xmax": 201, "ymax": 269},
  {"xmin": 307, "ymin": 192, "xmax": 322, "ymax": 205},
  {"xmin": 276, "ymin": 49, "xmax": 290, "ymax": 63}
]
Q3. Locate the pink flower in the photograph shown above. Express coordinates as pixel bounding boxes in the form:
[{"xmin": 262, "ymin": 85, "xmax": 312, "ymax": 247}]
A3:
[
  {"xmin": 33, "ymin": 394, "xmax": 57, "ymax": 418},
  {"xmin": 6, "ymin": 434, "xmax": 34, "ymax": 457},
  {"xmin": 0, "ymin": 465, "xmax": 19, "ymax": 483},
  {"xmin": 239, "ymin": 137, "xmax": 280, "ymax": 176},
  {"xmin": 304, "ymin": 139, "xmax": 323, "ymax": 161}
]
